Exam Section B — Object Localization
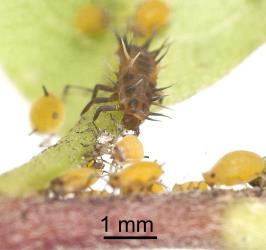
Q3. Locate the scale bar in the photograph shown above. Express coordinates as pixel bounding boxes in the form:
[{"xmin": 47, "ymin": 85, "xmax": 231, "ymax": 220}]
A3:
[{"xmin": 104, "ymin": 235, "xmax": 157, "ymax": 240}]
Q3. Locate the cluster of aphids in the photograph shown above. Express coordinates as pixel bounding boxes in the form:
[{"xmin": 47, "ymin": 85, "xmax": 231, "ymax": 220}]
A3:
[
  {"xmin": 47, "ymin": 124, "xmax": 167, "ymax": 199},
  {"xmin": 30, "ymin": 0, "xmax": 266, "ymax": 198}
]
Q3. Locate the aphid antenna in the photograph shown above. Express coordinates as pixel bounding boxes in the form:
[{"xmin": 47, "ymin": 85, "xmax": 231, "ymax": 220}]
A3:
[
  {"xmin": 126, "ymin": 78, "xmax": 144, "ymax": 91},
  {"xmin": 149, "ymin": 112, "xmax": 171, "ymax": 119},
  {"xmin": 29, "ymin": 129, "xmax": 37, "ymax": 136},
  {"xmin": 129, "ymin": 51, "xmax": 141, "ymax": 67},
  {"xmin": 42, "ymin": 85, "xmax": 49, "ymax": 96}
]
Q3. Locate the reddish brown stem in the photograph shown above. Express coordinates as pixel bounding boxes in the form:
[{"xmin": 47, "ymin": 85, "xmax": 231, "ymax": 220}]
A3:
[{"xmin": 0, "ymin": 190, "xmax": 263, "ymax": 250}]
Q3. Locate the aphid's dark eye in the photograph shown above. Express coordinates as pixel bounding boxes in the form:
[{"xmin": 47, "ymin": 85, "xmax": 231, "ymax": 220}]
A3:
[
  {"xmin": 210, "ymin": 173, "xmax": 216, "ymax": 178},
  {"xmin": 52, "ymin": 112, "xmax": 59, "ymax": 119}
]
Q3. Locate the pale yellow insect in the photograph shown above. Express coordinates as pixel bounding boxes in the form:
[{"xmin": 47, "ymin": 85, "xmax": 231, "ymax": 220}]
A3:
[
  {"xmin": 109, "ymin": 161, "xmax": 163, "ymax": 194},
  {"xmin": 172, "ymin": 181, "xmax": 208, "ymax": 192},
  {"xmin": 133, "ymin": 0, "xmax": 170, "ymax": 35},
  {"xmin": 30, "ymin": 86, "xmax": 65, "ymax": 134},
  {"xmin": 74, "ymin": 4, "xmax": 108, "ymax": 35},
  {"xmin": 202, "ymin": 151, "xmax": 265, "ymax": 186},
  {"xmin": 112, "ymin": 135, "xmax": 144, "ymax": 164},
  {"xmin": 148, "ymin": 182, "xmax": 166, "ymax": 193},
  {"xmin": 49, "ymin": 167, "xmax": 102, "ymax": 197}
]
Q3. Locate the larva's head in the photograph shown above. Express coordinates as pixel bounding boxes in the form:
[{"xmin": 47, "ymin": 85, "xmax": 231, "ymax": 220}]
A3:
[{"xmin": 122, "ymin": 114, "xmax": 142, "ymax": 131}]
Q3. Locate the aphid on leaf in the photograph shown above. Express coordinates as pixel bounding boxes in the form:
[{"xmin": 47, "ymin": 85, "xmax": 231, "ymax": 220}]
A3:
[
  {"xmin": 133, "ymin": 0, "xmax": 170, "ymax": 35},
  {"xmin": 202, "ymin": 150, "xmax": 265, "ymax": 187},
  {"xmin": 172, "ymin": 181, "xmax": 208, "ymax": 192},
  {"xmin": 49, "ymin": 167, "xmax": 102, "ymax": 198},
  {"xmin": 109, "ymin": 161, "xmax": 163, "ymax": 194},
  {"xmin": 30, "ymin": 86, "xmax": 65, "ymax": 135},
  {"xmin": 112, "ymin": 134, "xmax": 144, "ymax": 164},
  {"xmin": 80, "ymin": 33, "xmax": 171, "ymax": 134},
  {"xmin": 74, "ymin": 4, "xmax": 109, "ymax": 35}
]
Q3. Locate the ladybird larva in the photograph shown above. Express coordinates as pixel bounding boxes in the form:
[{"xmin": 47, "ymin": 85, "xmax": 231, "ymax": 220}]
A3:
[{"xmin": 81, "ymin": 33, "xmax": 171, "ymax": 134}]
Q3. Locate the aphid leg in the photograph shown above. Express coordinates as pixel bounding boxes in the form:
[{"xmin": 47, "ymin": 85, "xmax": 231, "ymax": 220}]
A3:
[
  {"xmin": 93, "ymin": 105, "xmax": 119, "ymax": 122},
  {"xmin": 29, "ymin": 129, "xmax": 37, "ymax": 136},
  {"xmin": 39, "ymin": 134, "xmax": 56, "ymax": 147},
  {"xmin": 42, "ymin": 85, "xmax": 49, "ymax": 96},
  {"xmin": 81, "ymin": 96, "xmax": 115, "ymax": 116},
  {"xmin": 62, "ymin": 84, "xmax": 93, "ymax": 101}
]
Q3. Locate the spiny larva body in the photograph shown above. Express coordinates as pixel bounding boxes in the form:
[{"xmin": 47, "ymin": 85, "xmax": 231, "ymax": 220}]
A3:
[{"xmin": 80, "ymin": 33, "xmax": 170, "ymax": 133}]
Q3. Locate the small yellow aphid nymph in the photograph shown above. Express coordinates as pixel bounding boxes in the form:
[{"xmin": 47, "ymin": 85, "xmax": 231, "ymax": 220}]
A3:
[
  {"xmin": 30, "ymin": 86, "xmax": 65, "ymax": 134},
  {"xmin": 172, "ymin": 181, "xmax": 208, "ymax": 192},
  {"xmin": 202, "ymin": 150, "xmax": 265, "ymax": 186},
  {"xmin": 112, "ymin": 135, "xmax": 144, "ymax": 164},
  {"xmin": 133, "ymin": 0, "xmax": 170, "ymax": 35},
  {"xmin": 49, "ymin": 167, "xmax": 102, "ymax": 197},
  {"xmin": 148, "ymin": 182, "xmax": 166, "ymax": 193},
  {"xmin": 74, "ymin": 4, "xmax": 108, "ymax": 35},
  {"xmin": 109, "ymin": 161, "xmax": 163, "ymax": 194}
]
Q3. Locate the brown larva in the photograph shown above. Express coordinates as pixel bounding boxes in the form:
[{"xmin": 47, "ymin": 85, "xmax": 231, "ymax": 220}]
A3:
[{"xmin": 81, "ymin": 33, "xmax": 171, "ymax": 134}]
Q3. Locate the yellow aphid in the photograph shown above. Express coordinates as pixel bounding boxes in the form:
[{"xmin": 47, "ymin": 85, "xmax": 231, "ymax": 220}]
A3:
[
  {"xmin": 148, "ymin": 182, "xmax": 165, "ymax": 193},
  {"xmin": 109, "ymin": 161, "xmax": 163, "ymax": 193},
  {"xmin": 74, "ymin": 4, "xmax": 108, "ymax": 35},
  {"xmin": 30, "ymin": 86, "xmax": 65, "ymax": 134},
  {"xmin": 202, "ymin": 151, "xmax": 265, "ymax": 186},
  {"xmin": 133, "ymin": 0, "xmax": 170, "ymax": 34},
  {"xmin": 112, "ymin": 135, "xmax": 144, "ymax": 164},
  {"xmin": 172, "ymin": 181, "xmax": 208, "ymax": 192},
  {"xmin": 49, "ymin": 167, "xmax": 102, "ymax": 196}
]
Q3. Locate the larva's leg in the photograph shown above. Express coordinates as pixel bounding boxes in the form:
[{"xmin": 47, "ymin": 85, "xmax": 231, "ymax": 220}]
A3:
[
  {"xmin": 93, "ymin": 105, "xmax": 119, "ymax": 122},
  {"xmin": 81, "ymin": 97, "xmax": 115, "ymax": 116},
  {"xmin": 90, "ymin": 84, "xmax": 115, "ymax": 100},
  {"xmin": 62, "ymin": 84, "xmax": 93, "ymax": 101}
]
